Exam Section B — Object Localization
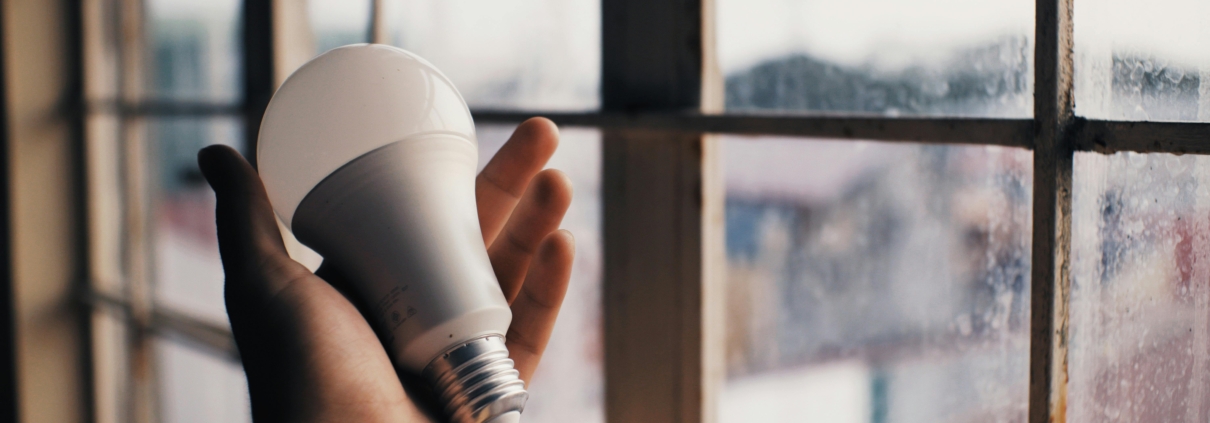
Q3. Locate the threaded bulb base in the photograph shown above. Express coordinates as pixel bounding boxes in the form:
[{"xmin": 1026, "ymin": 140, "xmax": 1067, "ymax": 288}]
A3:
[{"xmin": 423, "ymin": 335, "xmax": 528, "ymax": 423}]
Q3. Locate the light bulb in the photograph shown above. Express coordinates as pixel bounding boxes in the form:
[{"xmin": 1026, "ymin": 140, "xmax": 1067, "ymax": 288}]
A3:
[{"xmin": 256, "ymin": 44, "xmax": 525, "ymax": 423}]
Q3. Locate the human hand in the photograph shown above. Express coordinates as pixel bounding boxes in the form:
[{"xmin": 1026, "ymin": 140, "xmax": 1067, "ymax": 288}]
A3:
[{"xmin": 198, "ymin": 118, "xmax": 574, "ymax": 423}]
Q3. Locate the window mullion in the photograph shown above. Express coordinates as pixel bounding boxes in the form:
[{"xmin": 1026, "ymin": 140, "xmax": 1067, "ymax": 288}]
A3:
[
  {"xmin": 242, "ymin": 0, "xmax": 274, "ymax": 162},
  {"xmin": 1029, "ymin": 1, "xmax": 1075, "ymax": 423},
  {"xmin": 369, "ymin": 0, "xmax": 388, "ymax": 45},
  {"xmin": 600, "ymin": 1, "xmax": 724, "ymax": 422},
  {"xmin": 244, "ymin": 0, "xmax": 314, "ymax": 163},
  {"xmin": 112, "ymin": 0, "xmax": 156, "ymax": 421}
]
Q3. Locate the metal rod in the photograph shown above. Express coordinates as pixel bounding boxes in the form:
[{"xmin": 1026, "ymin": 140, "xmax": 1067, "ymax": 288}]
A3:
[
  {"xmin": 475, "ymin": 110, "xmax": 1036, "ymax": 147},
  {"xmin": 1074, "ymin": 118, "xmax": 1210, "ymax": 155},
  {"xmin": 89, "ymin": 100, "xmax": 243, "ymax": 116},
  {"xmin": 368, "ymin": 0, "xmax": 388, "ymax": 44},
  {"xmin": 149, "ymin": 307, "xmax": 239, "ymax": 363},
  {"xmin": 243, "ymin": 0, "xmax": 275, "ymax": 166},
  {"xmin": 92, "ymin": 103, "xmax": 1210, "ymax": 155},
  {"xmin": 86, "ymin": 290, "xmax": 239, "ymax": 363}
]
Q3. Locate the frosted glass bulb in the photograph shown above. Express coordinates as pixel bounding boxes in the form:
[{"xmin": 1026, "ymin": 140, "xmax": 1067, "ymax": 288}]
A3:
[{"xmin": 257, "ymin": 44, "xmax": 526, "ymax": 423}]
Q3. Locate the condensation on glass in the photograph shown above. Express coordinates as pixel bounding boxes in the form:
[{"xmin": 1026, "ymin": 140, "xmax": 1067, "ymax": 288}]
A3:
[
  {"xmin": 722, "ymin": 137, "xmax": 1032, "ymax": 422},
  {"xmin": 382, "ymin": 0, "xmax": 600, "ymax": 110},
  {"xmin": 1074, "ymin": 0, "xmax": 1210, "ymax": 122},
  {"xmin": 475, "ymin": 124, "xmax": 604, "ymax": 423},
  {"xmin": 716, "ymin": 0, "xmax": 1034, "ymax": 117},
  {"xmin": 145, "ymin": 0, "xmax": 241, "ymax": 103},
  {"xmin": 1070, "ymin": 152, "xmax": 1210, "ymax": 422}
]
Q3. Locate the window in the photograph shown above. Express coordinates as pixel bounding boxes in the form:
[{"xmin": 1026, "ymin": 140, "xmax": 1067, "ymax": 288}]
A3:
[
  {"xmin": 74, "ymin": 1, "xmax": 1210, "ymax": 423},
  {"xmin": 722, "ymin": 138, "xmax": 1032, "ymax": 422}
]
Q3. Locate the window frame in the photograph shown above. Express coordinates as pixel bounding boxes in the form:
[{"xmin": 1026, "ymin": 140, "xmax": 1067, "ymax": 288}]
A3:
[{"xmin": 76, "ymin": 1, "xmax": 1210, "ymax": 423}]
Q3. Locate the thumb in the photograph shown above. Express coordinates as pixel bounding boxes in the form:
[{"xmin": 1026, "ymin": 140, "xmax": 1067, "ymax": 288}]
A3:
[
  {"xmin": 199, "ymin": 144, "xmax": 323, "ymax": 422},
  {"xmin": 198, "ymin": 144, "xmax": 305, "ymax": 300}
]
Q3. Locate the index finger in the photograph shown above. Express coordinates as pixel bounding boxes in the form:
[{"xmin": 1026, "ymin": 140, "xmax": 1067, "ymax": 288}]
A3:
[{"xmin": 476, "ymin": 117, "xmax": 559, "ymax": 246}]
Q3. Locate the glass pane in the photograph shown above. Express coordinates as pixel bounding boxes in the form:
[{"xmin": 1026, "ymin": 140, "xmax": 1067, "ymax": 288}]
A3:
[
  {"xmin": 722, "ymin": 137, "xmax": 1033, "ymax": 422},
  {"xmin": 151, "ymin": 117, "xmax": 242, "ymax": 323},
  {"xmin": 476, "ymin": 124, "xmax": 604, "ymax": 422},
  {"xmin": 1070, "ymin": 152, "xmax": 1210, "ymax": 422},
  {"xmin": 717, "ymin": 0, "xmax": 1034, "ymax": 117},
  {"xmin": 157, "ymin": 339, "xmax": 251, "ymax": 423},
  {"xmin": 1074, "ymin": 0, "xmax": 1210, "ymax": 122},
  {"xmin": 146, "ymin": 0, "xmax": 242, "ymax": 103},
  {"xmin": 309, "ymin": 0, "xmax": 370, "ymax": 55},
  {"xmin": 384, "ymin": 0, "xmax": 600, "ymax": 110}
]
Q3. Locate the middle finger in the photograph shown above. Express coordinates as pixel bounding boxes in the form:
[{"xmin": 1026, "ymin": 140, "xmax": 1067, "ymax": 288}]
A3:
[{"xmin": 487, "ymin": 169, "xmax": 572, "ymax": 301}]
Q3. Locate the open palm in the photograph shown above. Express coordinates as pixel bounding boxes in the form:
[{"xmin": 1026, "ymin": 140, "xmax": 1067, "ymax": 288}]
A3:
[{"xmin": 198, "ymin": 118, "xmax": 573, "ymax": 423}]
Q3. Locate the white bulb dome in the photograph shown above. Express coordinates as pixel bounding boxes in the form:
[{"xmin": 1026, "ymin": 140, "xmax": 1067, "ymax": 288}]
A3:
[{"xmin": 257, "ymin": 44, "xmax": 477, "ymax": 228}]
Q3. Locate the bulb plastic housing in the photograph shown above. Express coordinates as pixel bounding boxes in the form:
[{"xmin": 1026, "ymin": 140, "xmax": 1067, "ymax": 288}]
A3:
[
  {"xmin": 258, "ymin": 44, "xmax": 476, "ymax": 228},
  {"xmin": 257, "ymin": 44, "xmax": 526, "ymax": 423}
]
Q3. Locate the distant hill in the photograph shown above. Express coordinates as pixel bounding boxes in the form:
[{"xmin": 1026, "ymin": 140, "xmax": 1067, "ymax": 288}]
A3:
[
  {"xmin": 725, "ymin": 35, "xmax": 1206, "ymax": 121},
  {"xmin": 724, "ymin": 36, "xmax": 1033, "ymax": 117},
  {"xmin": 1106, "ymin": 54, "xmax": 1201, "ymax": 121}
]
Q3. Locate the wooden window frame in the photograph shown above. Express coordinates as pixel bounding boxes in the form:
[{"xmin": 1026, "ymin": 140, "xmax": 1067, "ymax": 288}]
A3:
[{"xmin": 76, "ymin": 0, "xmax": 1210, "ymax": 423}]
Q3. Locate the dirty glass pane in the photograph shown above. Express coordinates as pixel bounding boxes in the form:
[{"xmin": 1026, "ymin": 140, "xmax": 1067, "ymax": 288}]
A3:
[
  {"xmin": 309, "ymin": 0, "xmax": 370, "ymax": 55},
  {"xmin": 150, "ymin": 117, "xmax": 242, "ymax": 323},
  {"xmin": 383, "ymin": 0, "xmax": 600, "ymax": 110},
  {"xmin": 157, "ymin": 339, "xmax": 250, "ymax": 423},
  {"xmin": 1070, "ymin": 152, "xmax": 1210, "ymax": 422},
  {"xmin": 722, "ymin": 137, "xmax": 1033, "ymax": 422},
  {"xmin": 476, "ymin": 125, "xmax": 603, "ymax": 422},
  {"xmin": 1074, "ymin": 0, "xmax": 1210, "ymax": 122},
  {"xmin": 146, "ymin": 0, "xmax": 241, "ymax": 103},
  {"xmin": 716, "ymin": 0, "xmax": 1034, "ymax": 117}
]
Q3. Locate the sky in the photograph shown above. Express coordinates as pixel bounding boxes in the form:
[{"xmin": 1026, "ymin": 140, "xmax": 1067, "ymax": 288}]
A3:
[{"xmin": 1076, "ymin": 0, "xmax": 1210, "ymax": 68}]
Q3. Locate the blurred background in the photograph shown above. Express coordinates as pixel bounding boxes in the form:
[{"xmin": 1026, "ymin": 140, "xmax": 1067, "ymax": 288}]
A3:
[{"xmin": 2, "ymin": 0, "xmax": 1209, "ymax": 422}]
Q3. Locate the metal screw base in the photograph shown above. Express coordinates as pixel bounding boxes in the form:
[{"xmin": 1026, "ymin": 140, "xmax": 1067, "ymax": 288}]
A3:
[{"xmin": 423, "ymin": 335, "xmax": 528, "ymax": 423}]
